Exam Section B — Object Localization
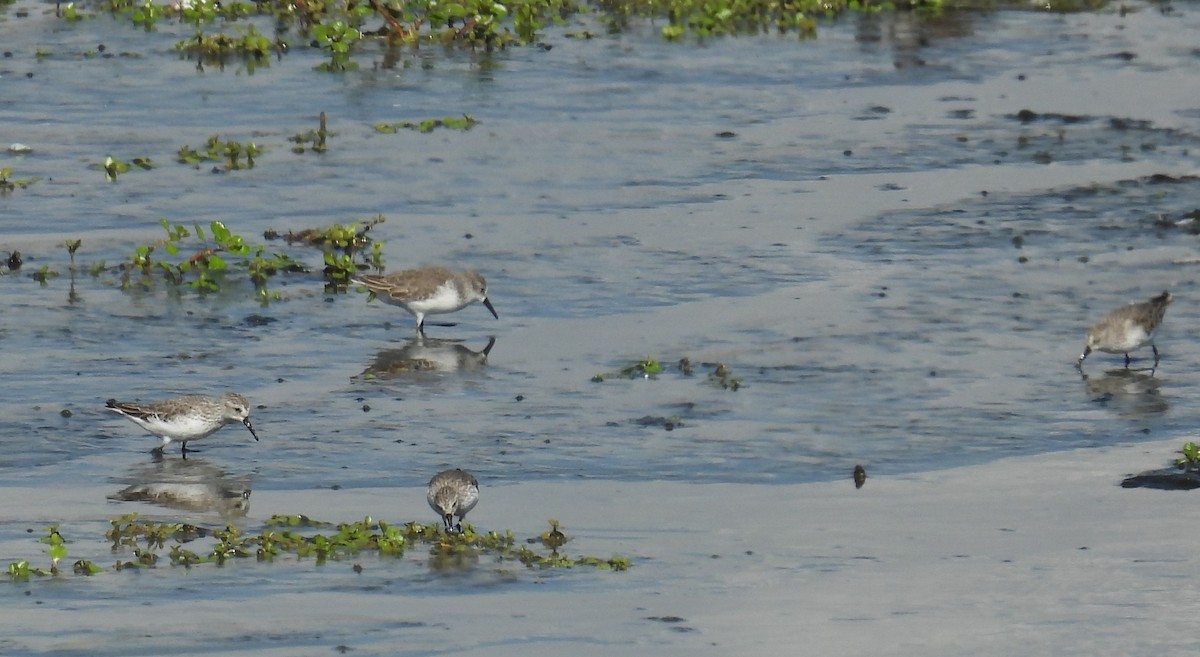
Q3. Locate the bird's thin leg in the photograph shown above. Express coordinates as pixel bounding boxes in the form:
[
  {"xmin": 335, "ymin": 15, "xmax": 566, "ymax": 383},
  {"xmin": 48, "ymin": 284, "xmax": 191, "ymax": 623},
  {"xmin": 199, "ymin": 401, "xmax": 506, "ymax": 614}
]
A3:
[
  {"xmin": 1152, "ymin": 344, "xmax": 1160, "ymax": 367},
  {"xmin": 1124, "ymin": 353, "xmax": 1132, "ymax": 368}
]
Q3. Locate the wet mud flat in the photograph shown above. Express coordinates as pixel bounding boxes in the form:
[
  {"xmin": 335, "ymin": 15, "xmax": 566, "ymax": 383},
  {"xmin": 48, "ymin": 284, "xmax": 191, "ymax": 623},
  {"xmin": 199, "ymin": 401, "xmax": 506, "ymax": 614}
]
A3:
[{"xmin": 2, "ymin": 0, "xmax": 1200, "ymax": 655}]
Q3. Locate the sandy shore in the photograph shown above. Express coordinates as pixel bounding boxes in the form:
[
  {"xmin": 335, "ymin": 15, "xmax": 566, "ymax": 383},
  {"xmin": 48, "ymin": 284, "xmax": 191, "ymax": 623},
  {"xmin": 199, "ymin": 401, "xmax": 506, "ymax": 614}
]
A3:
[{"xmin": 2, "ymin": 438, "xmax": 1195, "ymax": 656}]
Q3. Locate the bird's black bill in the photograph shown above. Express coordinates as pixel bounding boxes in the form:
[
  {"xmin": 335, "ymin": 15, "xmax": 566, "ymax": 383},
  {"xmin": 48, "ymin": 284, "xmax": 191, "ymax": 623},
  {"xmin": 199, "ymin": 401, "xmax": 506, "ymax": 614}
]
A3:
[
  {"xmin": 483, "ymin": 297, "xmax": 499, "ymax": 320},
  {"xmin": 243, "ymin": 418, "xmax": 260, "ymax": 441}
]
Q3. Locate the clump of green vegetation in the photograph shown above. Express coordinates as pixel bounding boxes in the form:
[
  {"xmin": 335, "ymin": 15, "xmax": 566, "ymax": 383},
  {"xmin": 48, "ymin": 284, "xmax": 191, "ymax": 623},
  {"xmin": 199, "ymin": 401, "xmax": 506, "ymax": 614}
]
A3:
[
  {"xmin": 174, "ymin": 24, "xmax": 275, "ymax": 67},
  {"xmin": 707, "ymin": 362, "xmax": 741, "ymax": 390},
  {"xmin": 1176, "ymin": 441, "xmax": 1200, "ymax": 471},
  {"xmin": 290, "ymin": 112, "xmax": 330, "ymax": 154},
  {"xmin": 36, "ymin": 218, "xmax": 381, "ymax": 303},
  {"xmin": 592, "ymin": 356, "xmax": 664, "ymax": 382},
  {"xmin": 117, "ymin": 219, "xmax": 307, "ymax": 301},
  {"xmin": 313, "ymin": 19, "xmax": 363, "ymax": 71},
  {"xmin": 7, "ymin": 514, "xmax": 630, "ymax": 578},
  {"xmin": 91, "ymin": 155, "xmax": 154, "ymax": 182},
  {"xmin": 57, "ymin": 2, "xmax": 87, "ymax": 21},
  {"xmin": 66, "ymin": 0, "xmax": 1111, "ymax": 80},
  {"xmin": 592, "ymin": 355, "xmax": 741, "ymax": 389},
  {"xmin": 6, "ymin": 526, "xmax": 86, "ymax": 579},
  {"xmin": 177, "ymin": 136, "xmax": 262, "ymax": 171},
  {"xmin": 264, "ymin": 215, "xmax": 384, "ymax": 290},
  {"xmin": 375, "ymin": 115, "xmax": 478, "ymax": 134},
  {"xmin": 0, "ymin": 167, "xmax": 41, "ymax": 193}
]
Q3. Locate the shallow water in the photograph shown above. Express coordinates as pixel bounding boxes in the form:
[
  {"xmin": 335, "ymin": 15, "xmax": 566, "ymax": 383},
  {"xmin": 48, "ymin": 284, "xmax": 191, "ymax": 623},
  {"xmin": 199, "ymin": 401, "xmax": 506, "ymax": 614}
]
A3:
[{"xmin": 2, "ymin": 0, "xmax": 1200, "ymax": 652}]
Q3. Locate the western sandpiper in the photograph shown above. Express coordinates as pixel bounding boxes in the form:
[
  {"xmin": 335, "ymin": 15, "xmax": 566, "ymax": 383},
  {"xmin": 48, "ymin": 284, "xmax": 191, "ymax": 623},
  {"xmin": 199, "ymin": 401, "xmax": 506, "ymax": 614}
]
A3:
[
  {"xmin": 1078, "ymin": 291, "xmax": 1172, "ymax": 368},
  {"xmin": 106, "ymin": 393, "xmax": 259, "ymax": 455},
  {"xmin": 427, "ymin": 468, "xmax": 479, "ymax": 532},
  {"xmin": 354, "ymin": 267, "xmax": 498, "ymax": 333}
]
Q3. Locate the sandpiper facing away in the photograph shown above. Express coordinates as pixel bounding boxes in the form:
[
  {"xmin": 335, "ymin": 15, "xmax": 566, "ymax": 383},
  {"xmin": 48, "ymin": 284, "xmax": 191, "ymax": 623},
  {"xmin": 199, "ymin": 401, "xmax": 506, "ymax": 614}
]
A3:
[{"xmin": 1078, "ymin": 291, "xmax": 1172, "ymax": 368}]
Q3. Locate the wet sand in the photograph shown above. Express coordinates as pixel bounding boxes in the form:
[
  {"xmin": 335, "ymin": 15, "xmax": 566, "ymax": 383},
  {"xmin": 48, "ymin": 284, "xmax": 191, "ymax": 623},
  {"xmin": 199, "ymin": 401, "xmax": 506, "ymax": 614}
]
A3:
[{"xmin": 2, "ymin": 438, "xmax": 1195, "ymax": 656}]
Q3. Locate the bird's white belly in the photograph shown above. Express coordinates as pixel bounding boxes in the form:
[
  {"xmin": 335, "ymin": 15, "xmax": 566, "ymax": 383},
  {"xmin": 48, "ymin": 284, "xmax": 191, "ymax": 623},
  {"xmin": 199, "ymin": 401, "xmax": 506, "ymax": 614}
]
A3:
[
  {"xmin": 406, "ymin": 283, "xmax": 467, "ymax": 316},
  {"xmin": 1098, "ymin": 322, "xmax": 1153, "ymax": 353}
]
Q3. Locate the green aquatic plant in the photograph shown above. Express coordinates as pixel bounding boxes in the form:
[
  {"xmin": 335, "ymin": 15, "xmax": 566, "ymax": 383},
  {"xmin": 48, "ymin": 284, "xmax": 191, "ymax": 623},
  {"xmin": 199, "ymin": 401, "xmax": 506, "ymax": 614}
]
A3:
[
  {"xmin": 175, "ymin": 24, "xmax": 275, "ymax": 66},
  {"xmin": 1176, "ymin": 441, "xmax": 1200, "ymax": 471},
  {"xmin": 0, "ymin": 167, "xmax": 42, "ymax": 192},
  {"xmin": 591, "ymin": 356, "xmax": 664, "ymax": 381},
  {"xmin": 290, "ymin": 112, "xmax": 330, "ymax": 154},
  {"xmin": 31, "ymin": 265, "xmax": 59, "ymax": 283},
  {"xmin": 93, "ymin": 155, "xmax": 154, "ymax": 182},
  {"xmin": 57, "ymin": 2, "xmax": 86, "ymax": 20},
  {"xmin": 313, "ymin": 20, "xmax": 363, "ymax": 72},
  {"xmin": 9, "ymin": 515, "xmax": 629, "ymax": 578},
  {"xmin": 107, "ymin": 217, "xmax": 381, "ymax": 301},
  {"xmin": 707, "ymin": 362, "xmax": 741, "ymax": 390},
  {"xmin": 264, "ymin": 215, "xmax": 384, "ymax": 288},
  {"xmin": 591, "ymin": 355, "xmax": 742, "ymax": 390},
  {"xmin": 64, "ymin": 240, "xmax": 82, "ymax": 268},
  {"xmin": 8, "ymin": 526, "xmax": 69, "ymax": 578},
  {"xmin": 130, "ymin": 0, "xmax": 164, "ymax": 29},
  {"xmin": 119, "ymin": 219, "xmax": 289, "ymax": 299},
  {"xmin": 375, "ymin": 114, "xmax": 478, "ymax": 134},
  {"xmin": 177, "ymin": 136, "xmax": 261, "ymax": 170}
]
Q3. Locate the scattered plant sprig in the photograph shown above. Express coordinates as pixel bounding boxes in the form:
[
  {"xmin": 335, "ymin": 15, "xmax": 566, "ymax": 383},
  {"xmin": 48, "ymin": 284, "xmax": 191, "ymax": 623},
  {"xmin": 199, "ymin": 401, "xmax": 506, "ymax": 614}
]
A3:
[
  {"xmin": 0, "ymin": 167, "xmax": 41, "ymax": 193},
  {"xmin": 375, "ymin": 115, "xmax": 478, "ymax": 134},
  {"xmin": 1176, "ymin": 441, "xmax": 1200, "ymax": 471},
  {"xmin": 592, "ymin": 355, "xmax": 741, "ymax": 390}
]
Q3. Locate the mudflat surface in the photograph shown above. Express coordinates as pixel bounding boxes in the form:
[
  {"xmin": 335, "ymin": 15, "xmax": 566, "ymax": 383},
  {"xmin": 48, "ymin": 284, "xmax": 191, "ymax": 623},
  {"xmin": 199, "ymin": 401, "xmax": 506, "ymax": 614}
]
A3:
[{"xmin": 2, "ymin": 1, "xmax": 1199, "ymax": 654}]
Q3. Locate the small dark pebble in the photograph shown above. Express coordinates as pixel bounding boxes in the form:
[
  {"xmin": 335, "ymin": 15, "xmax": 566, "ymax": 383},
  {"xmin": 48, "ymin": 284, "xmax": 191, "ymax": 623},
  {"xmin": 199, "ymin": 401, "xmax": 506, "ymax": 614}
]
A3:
[
  {"xmin": 515, "ymin": 395, "xmax": 524, "ymax": 401},
  {"xmin": 715, "ymin": 131, "xmax": 736, "ymax": 139},
  {"xmin": 362, "ymin": 404, "xmax": 370, "ymax": 412},
  {"xmin": 60, "ymin": 409, "xmax": 72, "ymax": 418},
  {"xmin": 853, "ymin": 464, "xmax": 867, "ymax": 489},
  {"xmin": 243, "ymin": 314, "xmax": 276, "ymax": 327}
]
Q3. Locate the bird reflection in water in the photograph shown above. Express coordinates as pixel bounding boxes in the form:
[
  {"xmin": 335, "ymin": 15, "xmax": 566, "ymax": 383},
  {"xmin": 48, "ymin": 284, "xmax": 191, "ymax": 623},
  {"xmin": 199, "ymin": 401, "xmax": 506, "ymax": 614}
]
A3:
[
  {"xmin": 109, "ymin": 456, "xmax": 253, "ymax": 519},
  {"xmin": 1079, "ymin": 367, "xmax": 1167, "ymax": 418},
  {"xmin": 359, "ymin": 335, "xmax": 495, "ymax": 380}
]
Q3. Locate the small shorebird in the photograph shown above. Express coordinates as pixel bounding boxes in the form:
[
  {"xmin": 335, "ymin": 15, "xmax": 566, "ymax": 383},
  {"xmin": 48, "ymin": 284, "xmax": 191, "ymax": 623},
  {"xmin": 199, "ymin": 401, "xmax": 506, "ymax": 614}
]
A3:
[
  {"xmin": 1078, "ymin": 291, "xmax": 1172, "ymax": 368},
  {"xmin": 353, "ymin": 267, "xmax": 498, "ymax": 333},
  {"xmin": 427, "ymin": 468, "xmax": 479, "ymax": 532},
  {"xmin": 106, "ymin": 393, "xmax": 259, "ymax": 455}
]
